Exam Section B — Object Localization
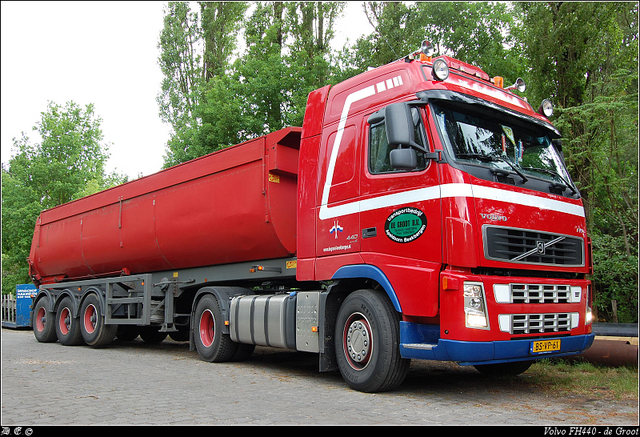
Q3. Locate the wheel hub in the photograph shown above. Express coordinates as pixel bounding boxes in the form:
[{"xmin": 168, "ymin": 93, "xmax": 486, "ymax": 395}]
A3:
[
  {"xmin": 347, "ymin": 321, "xmax": 370, "ymax": 362},
  {"xmin": 344, "ymin": 313, "xmax": 373, "ymax": 369}
]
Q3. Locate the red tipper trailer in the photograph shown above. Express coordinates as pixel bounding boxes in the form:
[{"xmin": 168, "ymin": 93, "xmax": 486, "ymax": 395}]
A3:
[
  {"xmin": 29, "ymin": 41, "xmax": 595, "ymax": 392},
  {"xmin": 29, "ymin": 127, "xmax": 300, "ymax": 283}
]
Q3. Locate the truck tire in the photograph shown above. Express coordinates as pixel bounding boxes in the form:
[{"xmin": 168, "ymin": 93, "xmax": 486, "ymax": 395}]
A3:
[
  {"xmin": 55, "ymin": 296, "xmax": 84, "ymax": 346},
  {"xmin": 193, "ymin": 294, "xmax": 238, "ymax": 362},
  {"xmin": 116, "ymin": 325, "xmax": 139, "ymax": 341},
  {"xmin": 335, "ymin": 289, "xmax": 410, "ymax": 392},
  {"xmin": 33, "ymin": 296, "xmax": 57, "ymax": 343},
  {"xmin": 139, "ymin": 327, "xmax": 168, "ymax": 343},
  {"xmin": 80, "ymin": 293, "xmax": 117, "ymax": 347},
  {"xmin": 474, "ymin": 360, "xmax": 533, "ymax": 376}
]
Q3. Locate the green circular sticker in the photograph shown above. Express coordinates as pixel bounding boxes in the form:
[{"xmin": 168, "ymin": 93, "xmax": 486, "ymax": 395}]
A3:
[{"xmin": 385, "ymin": 207, "xmax": 427, "ymax": 243}]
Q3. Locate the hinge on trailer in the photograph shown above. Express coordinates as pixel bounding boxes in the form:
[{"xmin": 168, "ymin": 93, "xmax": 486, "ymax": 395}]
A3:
[{"xmin": 118, "ymin": 196, "xmax": 123, "ymax": 228}]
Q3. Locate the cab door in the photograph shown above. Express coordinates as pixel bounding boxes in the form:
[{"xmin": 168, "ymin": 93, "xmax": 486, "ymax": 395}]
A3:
[{"xmin": 359, "ymin": 105, "xmax": 442, "ymax": 317}]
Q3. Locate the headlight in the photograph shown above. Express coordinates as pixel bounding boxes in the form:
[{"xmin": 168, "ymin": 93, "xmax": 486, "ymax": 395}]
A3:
[
  {"xmin": 585, "ymin": 284, "xmax": 593, "ymax": 325},
  {"xmin": 463, "ymin": 282, "xmax": 489, "ymax": 329}
]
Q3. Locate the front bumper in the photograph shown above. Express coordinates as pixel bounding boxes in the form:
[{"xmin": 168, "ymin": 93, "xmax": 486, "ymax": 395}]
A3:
[{"xmin": 399, "ymin": 321, "xmax": 595, "ymax": 365}]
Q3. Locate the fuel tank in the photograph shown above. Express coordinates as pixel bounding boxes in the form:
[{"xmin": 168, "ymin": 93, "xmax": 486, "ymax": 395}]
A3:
[{"xmin": 28, "ymin": 127, "xmax": 301, "ymax": 285}]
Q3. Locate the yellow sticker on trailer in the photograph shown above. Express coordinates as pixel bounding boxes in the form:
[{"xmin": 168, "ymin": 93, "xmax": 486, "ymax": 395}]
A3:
[{"xmin": 531, "ymin": 339, "xmax": 561, "ymax": 354}]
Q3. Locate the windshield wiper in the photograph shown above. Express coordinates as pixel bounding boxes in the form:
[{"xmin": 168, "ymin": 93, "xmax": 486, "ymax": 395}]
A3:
[
  {"xmin": 522, "ymin": 166, "xmax": 577, "ymax": 195},
  {"xmin": 456, "ymin": 152, "xmax": 528, "ymax": 183},
  {"xmin": 489, "ymin": 153, "xmax": 528, "ymax": 183}
]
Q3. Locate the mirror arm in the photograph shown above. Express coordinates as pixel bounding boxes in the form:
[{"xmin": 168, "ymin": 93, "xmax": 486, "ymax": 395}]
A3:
[{"xmin": 423, "ymin": 151, "xmax": 442, "ymax": 162}]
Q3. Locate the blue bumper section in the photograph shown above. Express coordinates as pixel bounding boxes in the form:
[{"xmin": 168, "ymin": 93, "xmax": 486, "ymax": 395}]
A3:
[{"xmin": 399, "ymin": 321, "xmax": 596, "ymax": 365}]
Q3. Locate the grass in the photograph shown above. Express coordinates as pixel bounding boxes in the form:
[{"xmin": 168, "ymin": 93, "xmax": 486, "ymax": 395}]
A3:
[{"xmin": 526, "ymin": 358, "xmax": 639, "ymax": 401}]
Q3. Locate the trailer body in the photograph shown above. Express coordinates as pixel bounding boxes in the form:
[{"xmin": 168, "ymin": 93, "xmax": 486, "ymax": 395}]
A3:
[
  {"xmin": 29, "ymin": 128, "xmax": 300, "ymax": 284},
  {"xmin": 29, "ymin": 43, "xmax": 594, "ymax": 392}
]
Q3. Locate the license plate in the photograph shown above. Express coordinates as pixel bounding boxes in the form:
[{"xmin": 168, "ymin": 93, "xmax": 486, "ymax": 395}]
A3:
[{"xmin": 531, "ymin": 339, "xmax": 561, "ymax": 354}]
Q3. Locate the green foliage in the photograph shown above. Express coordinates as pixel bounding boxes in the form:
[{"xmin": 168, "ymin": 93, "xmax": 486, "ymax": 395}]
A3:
[
  {"xmin": 416, "ymin": 2, "xmax": 527, "ymax": 81},
  {"xmin": 522, "ymin": 2, "xmax": 638, "ymax": 321},
  {"xmin": 335, "ymin": 2, "xmax": 526, "ymax": 85},
  {"xmin": 159, "ymin": 1, "xmax": 344, "ymax": 166},
  {"xmin": 591, "ymin": 231, "xmax": 638, "ymax": 323},
  {"xmin": 2, "ymin": 101, "xmax": 126, "ymax": 295}
]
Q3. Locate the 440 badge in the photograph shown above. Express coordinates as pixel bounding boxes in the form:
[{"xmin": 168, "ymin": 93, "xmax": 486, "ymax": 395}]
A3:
[{"xmin": 385, "ymin": 207, "xmax": 427, "ymax": 243}]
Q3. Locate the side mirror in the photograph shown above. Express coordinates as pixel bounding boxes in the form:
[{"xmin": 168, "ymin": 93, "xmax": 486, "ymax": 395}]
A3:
[
  {"xmin": 390, "ymin": 148, "xmax": 418, "ymax": 170},
  {"xmin": 384, "ymin": 102, "xmax": 416, "ymax": 148}
]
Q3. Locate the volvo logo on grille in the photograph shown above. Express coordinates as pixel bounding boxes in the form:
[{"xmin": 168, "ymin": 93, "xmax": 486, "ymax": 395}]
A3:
[{"xmin": 512, "ymin": 236, "xmax": 566, "ymax": 261}]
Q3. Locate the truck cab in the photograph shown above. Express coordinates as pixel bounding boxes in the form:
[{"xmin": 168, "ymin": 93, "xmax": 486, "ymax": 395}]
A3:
[{"xmin": 297, "ymin": 42, "xmax": 594, "ymax": 379}]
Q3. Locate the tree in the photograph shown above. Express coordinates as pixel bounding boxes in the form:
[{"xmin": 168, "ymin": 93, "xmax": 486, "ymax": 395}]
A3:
[
  {"xmin": 157, "ymin": 1, "xmax": 204, "ymax": 167},
  {"xmin": 159, "ymin": 1, "xmax": 344, "ymax": 166},
  {"xmin": 520, "ymin": 2, "xmax": 638, "ymax": 322},
  {"xmin": 201, "ymin": 1, "xmax": 248, "ymax": 81},
  {"xmin": 2, "ymin": 101, "xmax": 125, "ymax": 295},
  {"xmin": 415, "ymin": 2, "xmax": 526, "ymax": 82},
  {"xmin": 158, "ymin": 1, "xmax": 248, "ymax": 167}
]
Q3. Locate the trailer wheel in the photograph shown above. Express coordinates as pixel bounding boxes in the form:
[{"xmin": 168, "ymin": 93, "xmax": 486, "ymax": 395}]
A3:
[
  {"xmin": 33, "ymin": 296, "xmax": 57, "ymax": 343},
  {"xmin": 116, "ymin": 325, "xmax": 139, "ymax": 341},
  {"xmin": 55, "ymin": 296, "xmax": 84, "ymax": 346},
  {"xmin": 80, "ymin": 293, "xmax": 117, "ymax": 347},
  {"xmin": 139, "ymin": 327, "xmax": 168, "ymax": 343},
  {"xmin": 193, "ymin": 294, "xmax": 238, "ymax": 362},
  {"xmin": 335, "ymin": 289, "xmax": 410, "ymax": 392},
  {"xmin": 474, "ymin": 360, "xmax": 533, "ymax": 377}
]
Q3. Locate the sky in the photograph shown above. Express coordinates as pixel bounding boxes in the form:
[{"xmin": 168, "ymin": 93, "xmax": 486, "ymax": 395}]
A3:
[{"xmin": 1, "ymin": 1, "xmax": 372, "ymax": 180}]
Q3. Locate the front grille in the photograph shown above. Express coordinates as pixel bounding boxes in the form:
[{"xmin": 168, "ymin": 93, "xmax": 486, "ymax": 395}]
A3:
[
  {"xmin": 504, "ymin": 313, "xmax": 573, "ymax": 335},
  {"xmin": 510, "ymin": 284, "xmax": 571, "ymax": 303},
  {"xmin": 484, "ymin": 226, "xmax": 584, "ymax": 267}
]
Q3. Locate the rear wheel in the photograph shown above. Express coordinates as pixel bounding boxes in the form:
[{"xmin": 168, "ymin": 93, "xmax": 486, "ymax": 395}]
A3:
[
  {"xmin": 55, "ymin": 296, "xmax": 83, "ymax": 346},
  {"xmin": 80, "ymin": 293, "xmax": 117, "ymax": 347},
  {"xmin": 33, "ymin": 296, "xmax": 57, "ymax": 343},
  {"xmin": 193, "ymin": 294, "xmax": 238, "ymax": 362},
  {"xmin": 335, "ymin": 289, "xmax": 410, "ymax": 392}
]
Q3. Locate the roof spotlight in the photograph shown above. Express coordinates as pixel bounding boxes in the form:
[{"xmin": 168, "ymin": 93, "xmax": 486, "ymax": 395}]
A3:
[
  {"xmin": 538, "ymin": 99, "xmax": 554, "ymax": 117},
  {"xmin": 506, "ymin": 77, "xmax": 526, "ymax": 93},
  {"xmin": 420, "ymin": 40, "xmax": 435, "ymax": 58},
  {"xmin": 432, "ymin": 58, "xmax": 449, "ymax": 81}
]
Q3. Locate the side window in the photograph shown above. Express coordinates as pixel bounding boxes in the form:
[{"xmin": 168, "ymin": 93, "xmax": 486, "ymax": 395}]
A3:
[{"xmin": 368, "ymin": 107, "xmax": 428, "ymax": 174}]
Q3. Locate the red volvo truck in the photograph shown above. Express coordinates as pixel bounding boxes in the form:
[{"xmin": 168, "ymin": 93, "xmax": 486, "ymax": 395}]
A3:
[{"xmin": 28, "ymin": 41, "xmax": 594, "ymax": 392}]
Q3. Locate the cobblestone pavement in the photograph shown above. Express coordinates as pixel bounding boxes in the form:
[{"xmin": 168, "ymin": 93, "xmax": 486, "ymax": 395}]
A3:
[{"xmin": 2, "ymin": 328, "xmax": 638, "ymax": 426}]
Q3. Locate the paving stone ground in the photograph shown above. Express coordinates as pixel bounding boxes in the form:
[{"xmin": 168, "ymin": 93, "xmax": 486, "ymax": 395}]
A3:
[{"xmin": 2, "ymin": 328, "xmax": 637, "ymax": 426}]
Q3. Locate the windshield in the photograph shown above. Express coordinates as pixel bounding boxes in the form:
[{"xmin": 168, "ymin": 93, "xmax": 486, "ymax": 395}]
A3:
[{"xmin": 431, "ymin": 102, "xmax": 574, "ymax": 189}]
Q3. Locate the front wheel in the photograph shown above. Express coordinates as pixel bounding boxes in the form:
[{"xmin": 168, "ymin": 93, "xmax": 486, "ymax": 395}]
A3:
[{"xmin": 335, "ymin": 289, "xmax": 410, "ymax": 392}]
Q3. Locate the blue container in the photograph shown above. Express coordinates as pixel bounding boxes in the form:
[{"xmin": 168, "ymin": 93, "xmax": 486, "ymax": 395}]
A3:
[{"xmin": 2, "ymin": 284, "xmax": 37, "ymax": 328}]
